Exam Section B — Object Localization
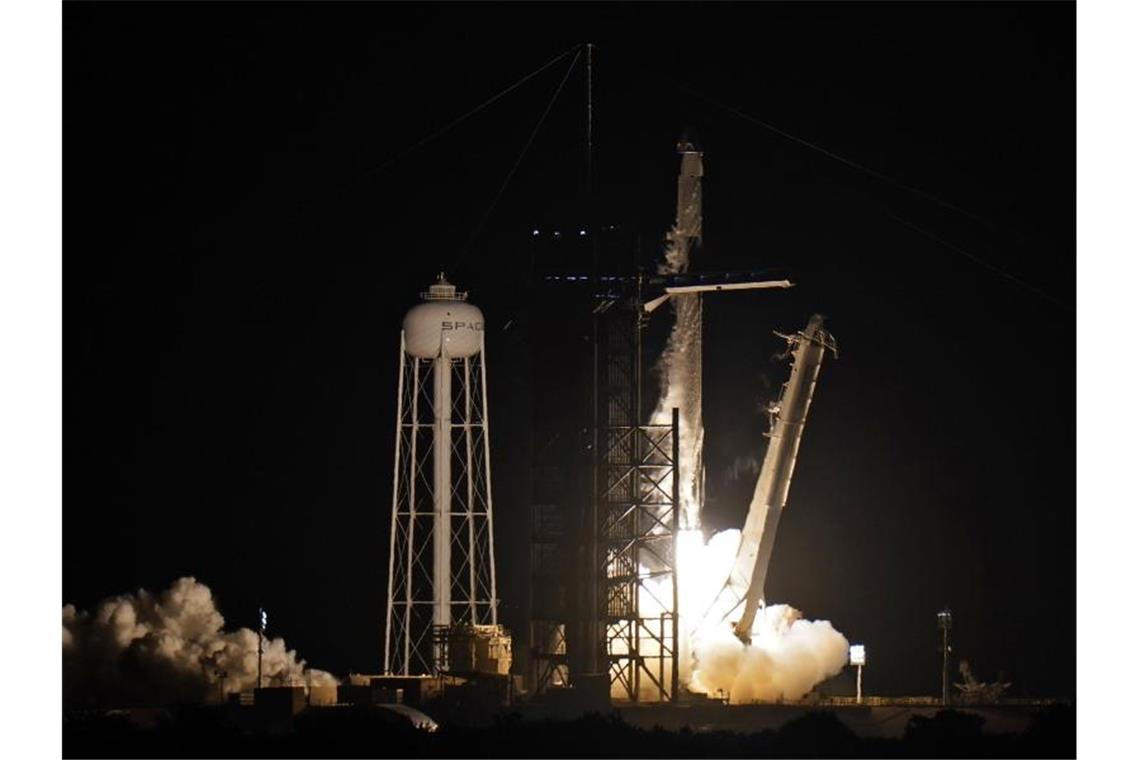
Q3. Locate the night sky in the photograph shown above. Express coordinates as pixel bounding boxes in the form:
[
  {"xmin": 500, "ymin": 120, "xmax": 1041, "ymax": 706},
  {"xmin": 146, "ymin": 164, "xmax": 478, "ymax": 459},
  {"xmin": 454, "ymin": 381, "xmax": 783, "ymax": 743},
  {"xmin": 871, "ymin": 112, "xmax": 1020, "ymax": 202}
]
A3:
[{"xmin": 66, "ymin": 2, "xmax": 1074, "ymax": 699}]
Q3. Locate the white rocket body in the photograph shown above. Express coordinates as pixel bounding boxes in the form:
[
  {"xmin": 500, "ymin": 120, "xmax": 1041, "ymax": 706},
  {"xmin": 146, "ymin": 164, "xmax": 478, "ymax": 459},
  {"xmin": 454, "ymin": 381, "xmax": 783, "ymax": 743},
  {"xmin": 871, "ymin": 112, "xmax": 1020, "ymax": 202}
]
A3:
[{"xmin": 654, "ymin": 144, "xmax": 706, "ymax": 527}]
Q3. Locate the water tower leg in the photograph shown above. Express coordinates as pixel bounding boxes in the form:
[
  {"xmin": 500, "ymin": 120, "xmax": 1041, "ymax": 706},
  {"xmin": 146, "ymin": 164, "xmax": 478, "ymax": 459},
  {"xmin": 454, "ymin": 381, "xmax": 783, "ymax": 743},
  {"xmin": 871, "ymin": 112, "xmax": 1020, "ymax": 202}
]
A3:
[
  {"xmin": 433, "ymin": 352, "xmax": 452, "ymax": 668},
  {"xmin": 384, "ymin": 336, "xmax": 408, "ymax": 675}
]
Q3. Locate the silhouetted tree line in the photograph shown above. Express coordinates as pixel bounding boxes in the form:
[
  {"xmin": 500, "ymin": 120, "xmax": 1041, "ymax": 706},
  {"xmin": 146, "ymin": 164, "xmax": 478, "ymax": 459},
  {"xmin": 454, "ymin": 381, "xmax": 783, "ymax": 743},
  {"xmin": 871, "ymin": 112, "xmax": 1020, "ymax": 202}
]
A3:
[{"xmin": 63, "ymin": 703, "xmax": 1075, "ymax": 759}]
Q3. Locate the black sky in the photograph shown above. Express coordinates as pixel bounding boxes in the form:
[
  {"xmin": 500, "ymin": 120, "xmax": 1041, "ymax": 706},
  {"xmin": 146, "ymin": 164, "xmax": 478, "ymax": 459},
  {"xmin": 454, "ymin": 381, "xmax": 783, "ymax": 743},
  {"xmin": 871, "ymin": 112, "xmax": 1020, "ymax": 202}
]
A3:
[{"xmin": 65, "ymin": 1, "xmax": 1074, "ymax": 699}]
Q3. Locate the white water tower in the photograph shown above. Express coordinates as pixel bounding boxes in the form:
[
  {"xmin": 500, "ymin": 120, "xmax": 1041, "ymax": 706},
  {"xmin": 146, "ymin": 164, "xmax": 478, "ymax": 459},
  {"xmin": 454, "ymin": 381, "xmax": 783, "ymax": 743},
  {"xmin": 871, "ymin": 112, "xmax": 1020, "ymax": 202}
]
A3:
[{"xmin": 384, "ymin": 274, "xmax": 499, "ymax": 675}]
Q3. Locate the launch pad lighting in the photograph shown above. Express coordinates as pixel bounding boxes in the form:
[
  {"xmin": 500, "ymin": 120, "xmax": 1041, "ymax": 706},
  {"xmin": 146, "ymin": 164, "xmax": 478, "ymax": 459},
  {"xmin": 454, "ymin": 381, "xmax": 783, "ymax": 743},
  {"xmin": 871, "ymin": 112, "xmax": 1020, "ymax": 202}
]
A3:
[{"xmin": 849, "ymin": 644, "xmax": 866, "ymax": 703}]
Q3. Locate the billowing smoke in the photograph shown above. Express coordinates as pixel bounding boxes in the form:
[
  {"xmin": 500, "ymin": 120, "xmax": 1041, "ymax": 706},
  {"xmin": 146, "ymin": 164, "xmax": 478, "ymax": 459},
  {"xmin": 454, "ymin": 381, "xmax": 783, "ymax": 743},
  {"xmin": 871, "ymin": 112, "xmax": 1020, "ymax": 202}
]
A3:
[
  {"xmin": 63, "ymin": 577, "xmax": 336, "ymax": 708},
  {"xmin": 651, "ymin": 226, "xmax": 704, "ymax": 529},
  {"xmin": 670, "ymin": 529, "xmax": 849, "ymax": 703},
  {"xmin": 688, "ymin": 604, "xmax": 849, "ymax": 703}
]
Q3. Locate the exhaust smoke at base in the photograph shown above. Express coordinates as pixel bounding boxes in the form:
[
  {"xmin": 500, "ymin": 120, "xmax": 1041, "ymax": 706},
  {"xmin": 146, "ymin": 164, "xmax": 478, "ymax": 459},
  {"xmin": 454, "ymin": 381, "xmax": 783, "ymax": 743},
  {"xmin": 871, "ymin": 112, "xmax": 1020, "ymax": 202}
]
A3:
[{"xmin": 63, "ymin": 577, "xmax": 336, "ymax": 708}]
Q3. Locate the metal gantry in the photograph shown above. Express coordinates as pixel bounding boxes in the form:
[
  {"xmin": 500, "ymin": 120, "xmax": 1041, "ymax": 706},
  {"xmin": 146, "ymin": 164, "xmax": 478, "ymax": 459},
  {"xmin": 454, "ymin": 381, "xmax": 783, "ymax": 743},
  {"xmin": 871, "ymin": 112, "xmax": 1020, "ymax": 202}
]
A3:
[
  {"xmin": 529, "ymin": 499, "xmax": 570, "ymax": 692},
  {"xmin": 385, "ymin": 332, "xmax": 498, "ymax": 676},
  {"xmin": 594, "ymin": 295, "xmax": 681, "ymax": 702},
  {"xmin": 938, "ymin": 608, "xmax": 953, "ymax": 705}
]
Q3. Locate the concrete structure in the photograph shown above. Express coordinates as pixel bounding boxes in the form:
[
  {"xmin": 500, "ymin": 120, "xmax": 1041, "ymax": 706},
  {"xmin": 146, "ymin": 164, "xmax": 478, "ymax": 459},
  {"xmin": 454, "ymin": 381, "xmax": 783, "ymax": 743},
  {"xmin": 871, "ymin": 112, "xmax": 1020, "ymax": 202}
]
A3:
[
  {"xmin": 347, "ymin": 673, "xmax": 454, "ymax": 707},
  {"xmin": 254, "ymin": 686, "xmax": 307, "ymax": 717},
  {"xmin": 444, "ymin": 622, "xmax": 513, "ymax": 676}
]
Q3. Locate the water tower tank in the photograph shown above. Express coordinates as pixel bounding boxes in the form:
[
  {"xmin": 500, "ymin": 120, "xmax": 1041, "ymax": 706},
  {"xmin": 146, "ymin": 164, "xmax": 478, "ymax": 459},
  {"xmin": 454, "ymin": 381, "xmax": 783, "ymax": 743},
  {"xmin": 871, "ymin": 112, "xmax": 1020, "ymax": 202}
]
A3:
[{"xmin": 402, "ymin": 275, "xmax": 484, "ymax": 359}]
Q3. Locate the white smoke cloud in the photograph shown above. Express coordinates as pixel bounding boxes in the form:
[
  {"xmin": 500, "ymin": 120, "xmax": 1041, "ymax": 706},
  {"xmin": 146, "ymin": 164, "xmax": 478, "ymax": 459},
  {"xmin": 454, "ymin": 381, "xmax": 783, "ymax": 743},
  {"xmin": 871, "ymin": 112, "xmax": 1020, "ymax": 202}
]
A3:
[
  {"xmin": 689, "ymin": 603, "xmax": 849, "ymax": 704},
  {"xmin": 650, "ymin": 226, "xmax": 704, "ymax": 529},
  {"xmin": 670, "ymin": 530, "xmax": 849, "ymax": 703},
  {"xmin": 63, "ymin": 577, "xmax": 336, "ymax": 708}
]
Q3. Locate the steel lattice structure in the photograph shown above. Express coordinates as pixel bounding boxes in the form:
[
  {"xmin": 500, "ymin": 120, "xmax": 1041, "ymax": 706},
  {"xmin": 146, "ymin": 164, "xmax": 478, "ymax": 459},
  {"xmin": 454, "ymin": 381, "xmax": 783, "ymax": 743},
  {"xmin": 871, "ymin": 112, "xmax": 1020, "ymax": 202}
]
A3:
[
  {"xmin": 595, "ymin": 297, "xmax": 681, "ymax": 702},
  {"xmin": 385, "ymin": 327, "xmax": 498, "ymax": 676},
  {"xmin": 530, "ymin": 500, "xmax": 570, "ymax": 692}
]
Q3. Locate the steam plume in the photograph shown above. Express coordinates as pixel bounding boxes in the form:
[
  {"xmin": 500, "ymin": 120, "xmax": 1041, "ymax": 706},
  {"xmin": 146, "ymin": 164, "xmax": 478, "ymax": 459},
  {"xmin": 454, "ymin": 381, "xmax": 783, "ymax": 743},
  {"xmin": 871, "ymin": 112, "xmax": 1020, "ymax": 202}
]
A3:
[
  {"xmin": 689, "ymin": 604, "xmax": 849, "ymax": 703},
  {"xmin": 63, "ymin": 577, "xmax": 335, "ymax": 708},
  {"xmin": 651, "ymin": 226, "xmax": 704, "ymax": 528}
]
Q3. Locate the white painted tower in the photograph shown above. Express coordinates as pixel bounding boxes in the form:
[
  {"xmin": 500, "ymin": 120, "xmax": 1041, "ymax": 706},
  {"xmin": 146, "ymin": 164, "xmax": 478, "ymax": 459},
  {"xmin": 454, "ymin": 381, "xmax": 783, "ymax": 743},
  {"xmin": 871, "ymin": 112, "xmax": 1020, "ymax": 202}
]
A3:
[{"xmin": 385, "ymin": 274, "xmax": 498, "ymax": 675}]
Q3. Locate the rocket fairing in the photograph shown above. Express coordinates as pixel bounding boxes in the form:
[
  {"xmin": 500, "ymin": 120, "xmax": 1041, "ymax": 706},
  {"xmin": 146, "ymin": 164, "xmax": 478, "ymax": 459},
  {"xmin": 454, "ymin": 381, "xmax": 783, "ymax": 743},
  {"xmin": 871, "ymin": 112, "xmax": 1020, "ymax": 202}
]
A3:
[{"xmin": 705, "ymin": 314, "xmax": 837, "ymax": 644}]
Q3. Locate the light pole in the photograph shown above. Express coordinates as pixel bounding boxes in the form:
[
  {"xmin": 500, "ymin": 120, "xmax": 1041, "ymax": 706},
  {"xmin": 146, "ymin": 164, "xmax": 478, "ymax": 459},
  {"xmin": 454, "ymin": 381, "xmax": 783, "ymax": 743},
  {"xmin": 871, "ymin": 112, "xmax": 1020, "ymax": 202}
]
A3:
[
  {"xmin": 257, "ymin": 607, "xmax": 268, "ymax": 689},
  {"xmin": 849, "ymin": 645, "xmax": 866, "ymax": 703},
  {"xmin": 937, "ymin": 608, "xmax": 952, "ymax": 706}
]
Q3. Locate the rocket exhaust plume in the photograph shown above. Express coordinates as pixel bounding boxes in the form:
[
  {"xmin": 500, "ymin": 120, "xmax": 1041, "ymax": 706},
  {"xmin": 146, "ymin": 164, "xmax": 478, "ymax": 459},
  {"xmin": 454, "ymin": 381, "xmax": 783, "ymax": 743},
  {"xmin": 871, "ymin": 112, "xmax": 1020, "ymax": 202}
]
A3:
[
  {"xmin": 675, "ymin": 530, "xmax": 849, "ymax": 703},
  {"xmin": 62, "ymin": 577, "xmax": 336, "ymax": 708},
  {"xmin": 689, "ymin": 602, "xmax": 849, "ymax": 703}
]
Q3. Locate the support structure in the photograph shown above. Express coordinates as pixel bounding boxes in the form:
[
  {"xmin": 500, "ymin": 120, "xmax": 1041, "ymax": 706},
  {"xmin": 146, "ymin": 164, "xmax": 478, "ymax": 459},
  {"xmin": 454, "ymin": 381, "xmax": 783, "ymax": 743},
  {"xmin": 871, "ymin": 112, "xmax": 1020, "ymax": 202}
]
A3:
[
  {"xmin": 594, "ymin": 291, "xmax": 681, "ymax": 702},
  {"xmin": 385, "ymin": 277, "xmax": 499, "ymax": 676},
  {"xmin": 939, "ymin": 608, "xmax": 953, "ymax": 705},
  {"xmin": 257, "ymin": 607, "xmax": 266, "ymax": 689},
  {"xmin": 529, "ymin": 499, "xmax": 570, "ymax": 692},
  {"xmin": 849, "ymin": 644, "xmax": 866, "ymax": 703}
]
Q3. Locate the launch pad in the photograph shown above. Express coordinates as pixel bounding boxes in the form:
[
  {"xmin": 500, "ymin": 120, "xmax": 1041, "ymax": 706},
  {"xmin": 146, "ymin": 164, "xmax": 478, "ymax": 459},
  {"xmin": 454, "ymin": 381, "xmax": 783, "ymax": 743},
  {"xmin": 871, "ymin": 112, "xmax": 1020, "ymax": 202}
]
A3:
[{"xmin": 522, "ymin": 141, "xmax": 838, "ymax": 705}]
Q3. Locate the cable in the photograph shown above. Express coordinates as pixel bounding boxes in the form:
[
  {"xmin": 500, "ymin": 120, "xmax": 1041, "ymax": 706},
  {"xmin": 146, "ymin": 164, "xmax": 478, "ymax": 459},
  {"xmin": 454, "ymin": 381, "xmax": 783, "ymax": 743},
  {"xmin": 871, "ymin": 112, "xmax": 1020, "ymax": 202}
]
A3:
[
  {"xmin": 883, "ymin": 210, "xmax": 1072, "ymax": 311},
  {"xmin": 456, "ymin": 47, "xmax": 583, "ymax": 265},
  {"xmin": 678, "ymin": 83, "xmax": 1070, "ymax": 310},
  {"xmin": 682, "ymin": 84, "xmax": 996, "ymax": 230},
  {"xmin": 817, "ymin": 174, "xmax": 1071, "ymax": 310},
  {"xmin": 366, "ymin": 44, "xmax": 583, "ymax": 177},
  {"xmin": 587, "ymin": 42, "xmax": 594, "ymax": 192},
  {"xmin": 265, "ymin": 44, "xmax": 583, "ymax": 245}
]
